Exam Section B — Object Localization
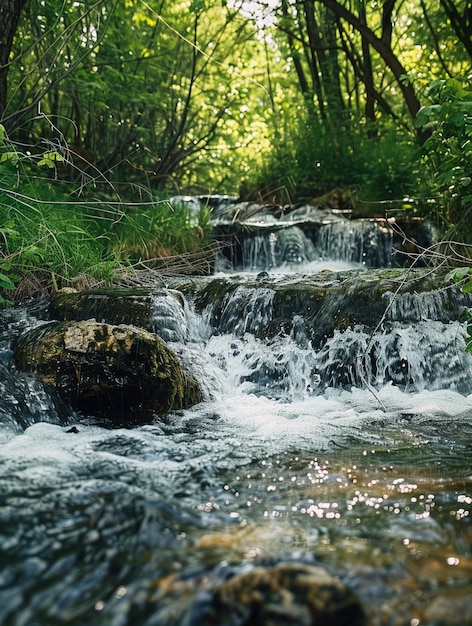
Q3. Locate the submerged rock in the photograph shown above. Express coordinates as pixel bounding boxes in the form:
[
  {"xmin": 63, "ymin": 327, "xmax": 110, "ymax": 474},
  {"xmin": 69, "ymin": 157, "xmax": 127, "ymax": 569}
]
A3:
[
  {"xmin": 150, "ymin": 561, "xmax": 366, "ymax": 626},
  {"xmin": 13, "ymin": 320, "xmax": 202, "ymax": 424}
]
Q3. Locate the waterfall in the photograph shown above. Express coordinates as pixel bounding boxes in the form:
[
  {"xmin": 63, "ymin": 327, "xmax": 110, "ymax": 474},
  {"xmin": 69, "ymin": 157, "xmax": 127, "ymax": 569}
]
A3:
[
  {"xmin": 312, "ymin": 321, "xmax": 472, "ymax": 394},
  {"xmin": 383, "ymin": 289, "xmax": 459, "ymax": 322},
  {"xmin": 183, "ymin": 268, "xmax": 472, "ymax": 399},
  {"xmin": 240, "ymin": 226, "xmax": 317, "ymax": 270},
  {"xmin": 211, "ymin": 196, "xmax": 439, "ymax": 272},
  {"xmin": 315, "ymin": 219, "xmax": 393, "ymax": 267},
  {"xmin": 217, "ymin": 286, "xmax": 274, "ymax": 335},
  {"xmin": 150, "ymin": 290, "xmax": 188, "ymax": 342},
  {"xmin": 215, "ymin": 215, "xmax": 402, "ymax": 271}
]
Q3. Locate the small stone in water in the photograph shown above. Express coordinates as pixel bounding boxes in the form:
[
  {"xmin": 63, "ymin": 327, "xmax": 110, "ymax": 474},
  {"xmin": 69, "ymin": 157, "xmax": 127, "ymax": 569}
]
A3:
[{"xmin": 152, "ymin": 561, "xmax": 366, "ymax": 626}]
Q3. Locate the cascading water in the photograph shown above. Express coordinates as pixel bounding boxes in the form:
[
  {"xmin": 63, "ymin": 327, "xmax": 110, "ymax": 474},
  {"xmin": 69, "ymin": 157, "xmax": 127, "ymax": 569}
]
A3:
[
  {"xmin": 0, "ymin": 201, "xmax": 472, "ymax": 626},
  {"xmin": 213, "ymin": 202, "xmax": 413, "ymax": 273},
  {"xmin": 239, "ymin": 226, "xmax": 318, "ymax": 270},
  {"xmin": 315, "ymin": 219, "xmax": 394, "ymax": 267}
]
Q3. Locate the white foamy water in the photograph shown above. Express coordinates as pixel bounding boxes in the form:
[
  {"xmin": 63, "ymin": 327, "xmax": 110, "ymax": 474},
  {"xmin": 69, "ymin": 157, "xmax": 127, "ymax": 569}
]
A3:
[
  {"xmin": 1, "ymin": 382, "xmax": 471, "ymax": 492},
  {"xmin": 3, "ymin": 270, "xmax": 471, "ymax": 471}
]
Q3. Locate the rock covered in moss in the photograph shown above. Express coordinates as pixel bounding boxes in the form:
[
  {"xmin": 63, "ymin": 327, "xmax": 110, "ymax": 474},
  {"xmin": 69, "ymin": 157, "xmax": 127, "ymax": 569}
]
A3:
[
  {"xmin": 50, "ymin": 287, "xmax": 190, "ymax": 342},
  {"xmin": 50, "ymin": 288, "xmax": 156, "ymax": 331},
  {"xmin": 13, "ymin": 319, "xmax": 202, "ymax": 424}
]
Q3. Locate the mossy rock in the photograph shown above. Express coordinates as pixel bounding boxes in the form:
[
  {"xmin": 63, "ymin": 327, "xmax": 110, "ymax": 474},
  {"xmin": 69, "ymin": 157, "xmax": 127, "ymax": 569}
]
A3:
[
  {"xmin": 13, "ymin": 320, "xmax": 203, "ymax": 424},
  {"xmin": 50, "ymin": 288, "xmax": 155, "ymax": 330}
]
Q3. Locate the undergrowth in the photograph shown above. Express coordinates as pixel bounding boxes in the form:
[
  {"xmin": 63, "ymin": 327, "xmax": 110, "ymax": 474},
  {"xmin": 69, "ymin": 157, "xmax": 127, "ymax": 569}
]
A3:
[
  {"xmin": 240, "ymin": 114, "xmax": 421, "ymax": 212},
  {"xmin": 0, "ymin": 128, "xmax": 213, "ymax": 306}
]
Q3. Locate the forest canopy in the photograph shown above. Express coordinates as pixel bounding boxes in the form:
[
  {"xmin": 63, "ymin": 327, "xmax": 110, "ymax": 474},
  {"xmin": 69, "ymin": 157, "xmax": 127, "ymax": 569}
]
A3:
[
  {"xmin": 0, "ymin": 0, "xmax": 469, "ymax": 200},
  {"xmin": 0, "ymin": 0, "xmax": 471, "ymax": 306}
]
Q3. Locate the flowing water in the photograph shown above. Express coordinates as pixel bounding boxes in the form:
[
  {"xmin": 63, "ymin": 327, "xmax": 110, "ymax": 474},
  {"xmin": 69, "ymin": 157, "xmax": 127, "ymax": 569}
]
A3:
[{"xmin": 0, "ymin": 216, "xmax": 472, "ymax": 625}]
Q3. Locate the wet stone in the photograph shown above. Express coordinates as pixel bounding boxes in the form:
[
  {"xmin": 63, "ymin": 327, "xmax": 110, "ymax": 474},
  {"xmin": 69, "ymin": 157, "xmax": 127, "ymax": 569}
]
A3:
[
  {"xmin": 150, "ymin": 561, "xmax": 366, "ymax": 626},
  {"xmin": 50, "ymin": 288, "xmax": 155, "ymax": 330},
  {"xmin": 12, "ymin": 319, "xmax": 203, "ymax": 424}
]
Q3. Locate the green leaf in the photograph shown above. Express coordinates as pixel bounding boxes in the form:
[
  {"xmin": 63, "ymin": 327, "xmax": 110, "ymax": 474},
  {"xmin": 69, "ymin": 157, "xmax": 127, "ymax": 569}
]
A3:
[
  {"xmin": 415, "ymin": 105, "xmax": 441, "ymax": 128},
  {"xmin": 37, "ymin": 151, "xmax": 64, "ymax": 167},
  {"xmin": 0, "ymin": 295, "xmax": 13, "ymax": 308},
  {"xmin": 37, "ymin": 158, "xmax": 56, "ymax": 168},
  {"xmin": 0, "ymin": 272, "xmax": 16, "ymax": 290},
  {"xmin": 44, "ymin": 151, "xmax": 64, "ymax": 162},
  {"xmin": 0, "ymin": 151, "xmax": 19, "ymax": 164},
  {"xmin": 451, "ymin": 110, "xmax": 466, "ymax": 129},
  {"xmin": 453, "ymin": 267, "xmax": 471, "ymax": 281}
]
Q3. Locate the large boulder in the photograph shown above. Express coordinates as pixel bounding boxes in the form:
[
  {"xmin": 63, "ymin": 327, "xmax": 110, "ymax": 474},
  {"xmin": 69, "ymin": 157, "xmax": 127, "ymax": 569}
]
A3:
[{"xmin": 13, "ymin": 319, "xmax": 202, "ymax": 424}]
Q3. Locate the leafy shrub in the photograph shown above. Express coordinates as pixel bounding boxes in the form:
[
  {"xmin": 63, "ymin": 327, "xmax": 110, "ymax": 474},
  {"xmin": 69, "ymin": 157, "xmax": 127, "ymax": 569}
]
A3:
[
  {"xmin": 242, "ymin": 113, "xmax": 420, "ymax": 210},
  {"xmin": 415, "ymin": 78, "xmax": 472, "ymax": 240}
]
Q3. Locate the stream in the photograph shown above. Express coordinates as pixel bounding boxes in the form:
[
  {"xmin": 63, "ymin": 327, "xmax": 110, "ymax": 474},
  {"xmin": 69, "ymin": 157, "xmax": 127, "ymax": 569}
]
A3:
[{"xmin": 0, "ymin": 207, "xmax": 471, "ymax": 625}]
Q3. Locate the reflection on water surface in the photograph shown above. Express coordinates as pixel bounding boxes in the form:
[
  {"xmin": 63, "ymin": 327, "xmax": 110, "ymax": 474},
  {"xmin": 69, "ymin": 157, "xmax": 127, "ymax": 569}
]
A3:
[{"xmin": 0, "ymin": 405, "xmax": 470, "ymax": 625}]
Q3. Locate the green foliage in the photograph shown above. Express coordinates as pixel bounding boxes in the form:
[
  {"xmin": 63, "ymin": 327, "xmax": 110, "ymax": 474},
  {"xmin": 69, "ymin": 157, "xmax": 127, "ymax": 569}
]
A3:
[
  {"xmin": 7, "ymin": 0, "xmax": 261, "ymax": 192},
  {"xmin": 0, "ymin": 128, "xmax": 213, "ymax": 305},
  {"xmin": 0, "ymin": 178, "xmax": 121, "ymax": 297},
  {"xmin": 243, "ymin": 113, "xmax": 420, "ymax": 209},
  {"xmin": 37, "ymin": 152, "xmax": 65, "ymax": 169},
  {"xmin": 3, "ymin": 0, "xmax": 471, "ymax": 198},
  {"xmin": 111, "ymin": 197, "xmax": 212, "ymax": 261},
  {"xmin": 450, "ymin": 267, "xmax": 472, "ymax": 351},
  {"xmin": 0, "ymin": 260, "xmax": 17, "ymax": 307},
  {"xmin": 415, "ymin": 79, "xmax": 472, "ymax": 239}
]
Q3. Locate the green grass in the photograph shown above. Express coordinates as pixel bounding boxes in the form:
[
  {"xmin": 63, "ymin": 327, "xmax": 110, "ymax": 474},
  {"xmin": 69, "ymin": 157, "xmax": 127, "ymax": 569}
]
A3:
[
  {"xmin": 0, "ymin": 158, "xmax": 213, "ymax": 304},
  {"xmin": 242, "ymin": 115, "xmax": 422, "ymax": 213}
]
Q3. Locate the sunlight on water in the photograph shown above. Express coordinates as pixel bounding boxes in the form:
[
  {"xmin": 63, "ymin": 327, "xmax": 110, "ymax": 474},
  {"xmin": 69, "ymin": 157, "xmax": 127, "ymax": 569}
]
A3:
[{"xmin": 1, "ymin": 253, "xmax": 472, "ymax": 623}]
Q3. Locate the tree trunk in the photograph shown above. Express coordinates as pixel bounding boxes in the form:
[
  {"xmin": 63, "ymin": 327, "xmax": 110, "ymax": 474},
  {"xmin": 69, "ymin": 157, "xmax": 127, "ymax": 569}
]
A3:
[
  {"xmin": 440, "ymin": 0, "xmax": 472, "ymax": 60},
  {"xmin": 0, "ymin": 0, "xmax": 28, "ymax": 122},
  {"xmin": 359, "ymin": 3, "xmax": 375, "ymax": 123},
  {"xmin": 319, "ymin": 0, "xmax": 428, "ymax": 142}
]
